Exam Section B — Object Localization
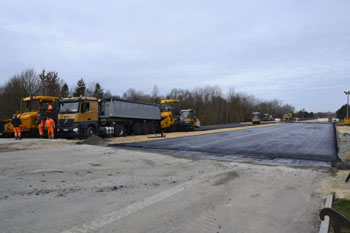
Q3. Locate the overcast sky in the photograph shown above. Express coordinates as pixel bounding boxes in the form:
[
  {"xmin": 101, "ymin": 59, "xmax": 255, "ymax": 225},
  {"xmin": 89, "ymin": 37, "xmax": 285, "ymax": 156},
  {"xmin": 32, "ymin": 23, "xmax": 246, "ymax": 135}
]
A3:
[{"xmin": 0, "ymin": 0, "xmax": 349, "ymax": 112}]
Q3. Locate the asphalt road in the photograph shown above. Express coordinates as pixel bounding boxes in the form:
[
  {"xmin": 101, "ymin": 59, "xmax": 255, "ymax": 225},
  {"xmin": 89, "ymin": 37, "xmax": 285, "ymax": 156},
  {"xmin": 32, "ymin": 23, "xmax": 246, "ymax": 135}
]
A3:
[
  {"xmin": 195, "ymin": 121, "xmax": 276, "ymax": 131},
  {"xmin": 123, "ymin": 123, "xmax": 338, "ymax": 162}
]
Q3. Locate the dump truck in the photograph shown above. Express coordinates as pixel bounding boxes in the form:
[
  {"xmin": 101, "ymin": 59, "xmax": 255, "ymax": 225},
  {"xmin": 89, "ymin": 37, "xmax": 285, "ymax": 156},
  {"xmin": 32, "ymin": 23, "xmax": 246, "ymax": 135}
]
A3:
[
  {"xmin": 251, "ymin": 112, "xmax": 261, "ymax": 124},
  {"xmin": 57, "ymin": 96, "xmax": 161, "ymax": 138},
  {"xmin": 283, "ymin": 113, "xmax": 293, "ymax": 121},
  {"xmin": 160, "ymin": 99, "xmax": 200, "ymax": 131},
  {"xmin": 0, "ymin": 96, "xmax": 59, "ymax": 137}
]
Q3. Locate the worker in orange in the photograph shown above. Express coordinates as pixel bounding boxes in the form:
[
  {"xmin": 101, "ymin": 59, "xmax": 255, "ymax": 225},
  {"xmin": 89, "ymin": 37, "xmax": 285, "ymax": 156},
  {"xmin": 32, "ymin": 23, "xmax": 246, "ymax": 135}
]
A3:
[
  {"xmin": 45, "ymin": 117, "xmax": 55, "ymax": 139},
  {"xmin": 37, "ymin": 107, "xmax": 45, "ymax": 137},
  {"xmin": 11, "ymin": 112, "xmax": 22, "ymax": 140}
]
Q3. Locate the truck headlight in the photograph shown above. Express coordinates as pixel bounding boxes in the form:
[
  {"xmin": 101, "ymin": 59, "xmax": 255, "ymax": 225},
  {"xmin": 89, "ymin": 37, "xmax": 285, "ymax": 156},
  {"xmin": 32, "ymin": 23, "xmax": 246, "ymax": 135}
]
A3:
[{"xmin": 73, "ymin": 128, "xmax": 79, "ymax": 132}]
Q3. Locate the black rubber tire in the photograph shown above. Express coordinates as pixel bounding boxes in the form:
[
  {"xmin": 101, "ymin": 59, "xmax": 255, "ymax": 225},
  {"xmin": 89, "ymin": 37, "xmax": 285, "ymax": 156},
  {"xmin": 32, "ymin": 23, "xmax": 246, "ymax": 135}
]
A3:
[
  {"xmin": 114, "ymin": 125, "xmax": 126, "ymax": 137},
  {"xmin": 86, "ymin": 126, "xmax": 95, "ymax": 138},
  {"xmin": 149, "ymin": 124, "xmax": 156, "ymax": 134},
  {"xmin": 133, "ymin": 123, "xmax": 142, "ymax": 135},
  {"xmin": 142, "ymin": 124, "xmax": 149, "ymax": 135}
]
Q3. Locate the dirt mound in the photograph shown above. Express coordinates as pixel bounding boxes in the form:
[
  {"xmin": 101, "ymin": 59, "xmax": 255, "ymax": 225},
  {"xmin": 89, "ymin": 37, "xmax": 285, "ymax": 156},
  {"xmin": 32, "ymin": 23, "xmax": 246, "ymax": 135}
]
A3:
[{"xmin": 77, "ymin": 135, "xmax": 108, "ymax": 146}]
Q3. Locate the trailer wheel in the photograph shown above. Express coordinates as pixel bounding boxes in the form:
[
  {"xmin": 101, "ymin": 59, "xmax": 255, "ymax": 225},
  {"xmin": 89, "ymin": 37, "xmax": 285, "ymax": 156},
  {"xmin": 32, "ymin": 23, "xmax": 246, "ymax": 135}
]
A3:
[
  {"xmin": 142, "ymin": 124, "xmax": 149, "ymax": 135},
  {"xmin": 86, "ymin": 126, "xmax": 95, "ymax": 138},
  {"xmin": 132, "ymin": 123, "xmax": 142, "ymax": 135},
  {"xmin": 149, "ymin": 124, "xmax": 156, "ymax": 134}
]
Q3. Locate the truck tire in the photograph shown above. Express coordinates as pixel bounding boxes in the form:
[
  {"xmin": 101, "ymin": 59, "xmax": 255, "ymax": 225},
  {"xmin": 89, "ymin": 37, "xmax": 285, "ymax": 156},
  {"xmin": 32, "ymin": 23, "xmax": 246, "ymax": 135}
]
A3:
[
  {"xmin": 114, "ymin": 125, "xmax": 125, "ymax": 137},
  {"xmin": 132, "ymin": 123, "xmax": 142, "ymax": 135},
  {"xmin": 149, "ymin": 124, "xmax": 156, "ymax": 134},
  {"xmin": 142, "ymin": 123, "xmax": 149, "ymax": 135},
  {"xmin": 86, "ymin": 126, "xmax": 95, "ymax": 138}
]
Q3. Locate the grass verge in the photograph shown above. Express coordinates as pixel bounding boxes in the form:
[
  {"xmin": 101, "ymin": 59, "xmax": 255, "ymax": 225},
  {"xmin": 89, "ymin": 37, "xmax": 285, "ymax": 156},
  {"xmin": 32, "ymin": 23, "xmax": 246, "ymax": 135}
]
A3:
[{"xmin": 331, "ymin": 198, "xmax": 350, "ymax": 233}]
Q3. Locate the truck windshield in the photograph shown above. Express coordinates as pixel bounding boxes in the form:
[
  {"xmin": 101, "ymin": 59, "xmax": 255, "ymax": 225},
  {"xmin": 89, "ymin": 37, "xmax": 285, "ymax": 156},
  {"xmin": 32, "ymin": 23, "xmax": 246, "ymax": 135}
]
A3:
[
  {"xmin": 252, "ymin": 114, "xmax": 260, "ymax": 118},
  {"xmin": 59, "ymin": 102, "xmax": 80, "ymax": 114}
]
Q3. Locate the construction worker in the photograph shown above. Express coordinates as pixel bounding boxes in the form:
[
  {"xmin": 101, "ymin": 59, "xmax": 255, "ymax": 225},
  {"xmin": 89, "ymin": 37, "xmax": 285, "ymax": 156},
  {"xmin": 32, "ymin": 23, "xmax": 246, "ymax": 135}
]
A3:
[
  {"xmin": 11, "ymin": 112, "xmax": 22, "ymax": 140},
  {"xmin": 45, "ymin": 117, "xmax": 55, "ymax": 139},
  {"xmin": 37, "ymin": 107, "xmax": 45, "ymax": 137}
]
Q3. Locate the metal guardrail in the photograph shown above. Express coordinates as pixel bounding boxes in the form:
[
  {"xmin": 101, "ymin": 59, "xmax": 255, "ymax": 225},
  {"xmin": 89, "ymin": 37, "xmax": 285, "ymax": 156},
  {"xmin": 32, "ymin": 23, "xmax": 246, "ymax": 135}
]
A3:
[{"xmin": 320, "ymin": 207, "xmax": 350, "ymax": 233}]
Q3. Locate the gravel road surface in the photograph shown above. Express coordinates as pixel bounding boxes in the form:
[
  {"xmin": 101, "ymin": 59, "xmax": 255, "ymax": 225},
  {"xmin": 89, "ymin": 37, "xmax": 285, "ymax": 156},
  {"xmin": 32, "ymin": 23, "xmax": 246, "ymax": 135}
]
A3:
[
  {"xmin": 0, "ymin": 141, "xmax": 327, "ymax": 233},
  {"xmin": 123, "ymin": 123, "xmax": 338, "ymax": 162}
]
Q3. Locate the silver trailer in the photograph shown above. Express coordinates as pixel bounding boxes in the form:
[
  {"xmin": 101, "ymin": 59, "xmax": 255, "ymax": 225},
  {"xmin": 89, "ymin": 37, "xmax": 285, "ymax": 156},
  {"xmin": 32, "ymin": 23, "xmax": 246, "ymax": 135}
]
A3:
[
  {"xmin": 99, "ymin": 98, "xmax": 161, "ymax": 136},
  {"xmin": 101, "ymin": 98, "xmax": 161, "ymax": 120}
]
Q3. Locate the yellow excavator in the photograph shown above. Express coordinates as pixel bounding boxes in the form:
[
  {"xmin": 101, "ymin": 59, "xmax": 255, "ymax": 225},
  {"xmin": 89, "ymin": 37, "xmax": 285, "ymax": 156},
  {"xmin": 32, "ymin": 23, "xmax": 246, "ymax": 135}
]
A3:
[
  {"xmin": 160, "ymin": 99, "xmax": 200, "ymax": 131},
  {"xmin": 0, "ymin": 96, "xmax": 59, "ymax": 137}
]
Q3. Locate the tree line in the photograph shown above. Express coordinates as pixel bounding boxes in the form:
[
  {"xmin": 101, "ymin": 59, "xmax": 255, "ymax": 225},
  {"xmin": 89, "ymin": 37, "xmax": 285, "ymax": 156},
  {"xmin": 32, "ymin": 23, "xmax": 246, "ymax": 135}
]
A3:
[
  {"xmin": 121, "ymin": 86, "xmax": 295, "ymax": 125},
  {"xmin": 0, "ymin": 69, "xmax": 111, "ymax": 120},
  {"xmin": 1, "ymin": 68, "xmax": 298, "ymax": 125}
]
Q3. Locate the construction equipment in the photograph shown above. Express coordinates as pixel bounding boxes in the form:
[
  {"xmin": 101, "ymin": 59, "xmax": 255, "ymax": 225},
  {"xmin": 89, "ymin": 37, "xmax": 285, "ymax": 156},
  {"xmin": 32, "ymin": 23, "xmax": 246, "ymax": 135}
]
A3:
[
  {"xmin": 283, "ymin": 113, "xmax": 293, "ymax": 122},
  {"xmin": 179, "ymin": 109, "xmax": 200, "ymax": 131},
  {"xmin": 263, "ymin": 114, "xmax": 269, "ymax": 121},
  {"xmin": 57, "ymin": 96, "xmax": 161, "ymax": 138},
  {"xmin": 251, "ymin": 112, "xmax": 261, "ymax": 124},
  {"xmin": 160, "ymin": 99, "xmax": 200, "ymax": 131},
  {"xmin": 0, "ymin": 96, "xmax": 59, "ymax": 137}
]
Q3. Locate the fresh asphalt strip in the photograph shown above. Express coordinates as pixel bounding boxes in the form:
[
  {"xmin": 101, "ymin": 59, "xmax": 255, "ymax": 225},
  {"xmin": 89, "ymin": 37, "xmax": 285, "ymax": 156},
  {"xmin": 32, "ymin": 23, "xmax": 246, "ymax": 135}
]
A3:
[
  {"xmin": 116, "ymin": 123, "xmax": 338, "ymax": 162},
  {"xmin": 194, "ymin": 121, "xmax": 276, "ymax": 131}
]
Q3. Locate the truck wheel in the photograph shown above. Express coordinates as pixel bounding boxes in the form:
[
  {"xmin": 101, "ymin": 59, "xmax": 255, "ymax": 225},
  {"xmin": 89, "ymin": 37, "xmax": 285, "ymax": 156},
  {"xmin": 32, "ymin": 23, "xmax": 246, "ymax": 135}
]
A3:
[
  {"xmin": 87, "ymin": 127, "xmax": 95, "ymax": 138},
  {"xmin": 133, "ymin": 123, "xmax": 142, "ymax": 135},
  {"xmin": 149, "ymin": 125, "xmax": 156, "ymax": 134},
  {"xmin": 114, "ymin": 125, "xmax": 125, "ymax": 137},
  {"xmin": 142, "ymin": 124, "xmax": 149, "ymax": 135}
]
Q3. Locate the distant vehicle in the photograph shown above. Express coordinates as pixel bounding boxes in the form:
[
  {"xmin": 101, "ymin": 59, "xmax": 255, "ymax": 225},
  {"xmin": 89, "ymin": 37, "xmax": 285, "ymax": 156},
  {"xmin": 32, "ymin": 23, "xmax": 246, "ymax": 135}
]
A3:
[
  {"xmin": 328, "ymin": 117, "xmax": 332, "ymax": 123},
  {"xmin": 263, "ymin": 114, "xmax": 269, "ymax": 121},
  {"xmin": 282, "ymin": 113, "xmax": 293, "ymax": 122},
  {"xmin": 251, "ymin": 112, "xmax": 261, "ymax": 124}
]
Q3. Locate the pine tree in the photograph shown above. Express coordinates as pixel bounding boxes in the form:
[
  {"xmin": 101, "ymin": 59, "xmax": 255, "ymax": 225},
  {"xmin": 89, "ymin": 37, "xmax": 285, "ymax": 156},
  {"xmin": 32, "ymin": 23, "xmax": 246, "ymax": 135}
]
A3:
[
  {"xmin": 93, "ymin": 83, "xmax": 104, "ymax": 99},
  {"xmin": 73, "ymin": 78, "xmax": 86, "ymax": 97},
  {"xmin": 61, "ymin": 83, "xmax": 69, "ymax": 98}
]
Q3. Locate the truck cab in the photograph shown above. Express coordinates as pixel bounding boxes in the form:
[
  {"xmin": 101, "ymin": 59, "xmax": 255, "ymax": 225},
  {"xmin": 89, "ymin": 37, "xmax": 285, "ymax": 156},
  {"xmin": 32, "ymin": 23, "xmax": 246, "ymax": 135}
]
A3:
[
  {"xmin": 57, "ymin": 97, "xmax": 98, "ymax": 138},
  {"xmin": 252, "ymin": 112, "xmax": 261, "ymax": 124}
]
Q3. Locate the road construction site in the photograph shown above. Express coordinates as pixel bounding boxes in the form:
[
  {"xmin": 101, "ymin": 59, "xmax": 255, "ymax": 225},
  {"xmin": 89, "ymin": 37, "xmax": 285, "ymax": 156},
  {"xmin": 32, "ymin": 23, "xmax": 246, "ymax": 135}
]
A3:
[{"xmin": 0, "ymin": 121, "xmax": 348, "ymax": 233}]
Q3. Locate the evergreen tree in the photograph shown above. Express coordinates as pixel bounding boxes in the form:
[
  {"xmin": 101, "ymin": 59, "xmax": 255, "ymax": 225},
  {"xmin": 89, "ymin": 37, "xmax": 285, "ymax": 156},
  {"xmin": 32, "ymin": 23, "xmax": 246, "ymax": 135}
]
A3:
[
  {"xmin": 93, "ymin": 83, "xmax": 104, "ymax": 99},
  {"xmin": 61, "ymin": 83, "xmax": 69, "ymax": 98},
  {"xmin": 73, "ymin": 78, "xmax": 86, "ymax": 97},
  {"xmin": 336, "ymin": 104, "xmax": 348, "ymax": 119}
]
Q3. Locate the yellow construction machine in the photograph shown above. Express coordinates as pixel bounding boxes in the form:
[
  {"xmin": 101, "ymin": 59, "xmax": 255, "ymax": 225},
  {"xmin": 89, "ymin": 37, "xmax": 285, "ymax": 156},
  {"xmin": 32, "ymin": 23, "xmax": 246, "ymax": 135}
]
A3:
[
  {"xmin": 282, "ymin": 113, "xmax": 293, "ymax": 122},
  {"xmin": 0, "ymin": 96, "xmax": 59, "ymax": 137},
  {"xmin": 251, "ymin": 112, "xmax": 261, "ymax": 124},
  {"xmin": 160, "ymin": 99, "xmax": 200, "ymax": 131}
]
